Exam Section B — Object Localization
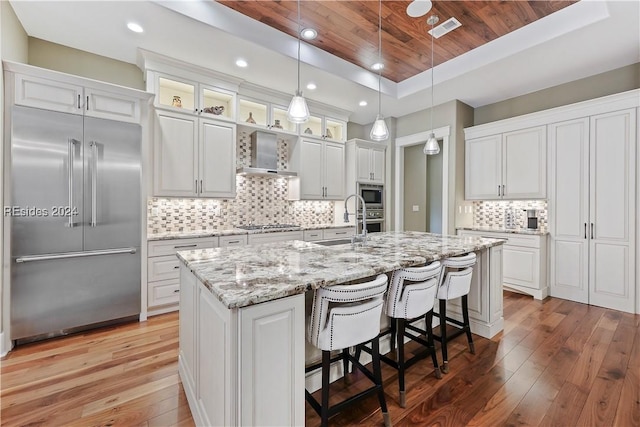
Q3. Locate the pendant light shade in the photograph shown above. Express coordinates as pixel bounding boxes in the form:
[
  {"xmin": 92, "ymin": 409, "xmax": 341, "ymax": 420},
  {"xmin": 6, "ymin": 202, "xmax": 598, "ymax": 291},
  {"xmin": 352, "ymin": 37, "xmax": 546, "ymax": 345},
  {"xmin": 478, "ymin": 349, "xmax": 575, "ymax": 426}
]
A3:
[
  {"xmin": 423, "ymin": 132, "xmax": 440, "ymax": 155},
  {"xmin": 287, "ymin": 0, "xmax": 309, "ymax": 124},
  {"xmin": 371, "ymin": 114, "xmax": 389, "ymax": 141},
  {"xmin": 287, "ymin": 90, "xmax": 310, "ymax": 123},
  {"xmin": 424, "ymin": 14, "xmax": 440, "ymax": 155},
  {"xmin": 370, "ymin": 0, "xmax": 388, "ymax": 142}
]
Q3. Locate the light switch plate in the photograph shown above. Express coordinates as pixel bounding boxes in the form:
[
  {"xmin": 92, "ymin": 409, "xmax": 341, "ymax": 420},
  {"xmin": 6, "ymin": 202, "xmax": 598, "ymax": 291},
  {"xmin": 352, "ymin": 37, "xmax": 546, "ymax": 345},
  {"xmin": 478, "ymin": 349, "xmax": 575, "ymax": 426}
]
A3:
[{"xmin": 412, "ymin": 205, "xmax": 419, "ymax": 212}]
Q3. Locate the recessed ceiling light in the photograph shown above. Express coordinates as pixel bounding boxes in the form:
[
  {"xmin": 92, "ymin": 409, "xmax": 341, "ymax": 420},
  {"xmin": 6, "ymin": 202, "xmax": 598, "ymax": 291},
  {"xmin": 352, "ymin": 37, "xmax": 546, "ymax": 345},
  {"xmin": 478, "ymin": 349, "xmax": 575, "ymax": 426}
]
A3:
[
  {"xmin": 371, "ymin": 62, "xmax": 384, "ymax": 71},
  {"xmin": 235, "ymin": 58, "xmax": 248, "ymax": 68},
  {"xmin": 127, "ymin": 22, "xmax": 144, "ymax": 33},
  {"xmin": 359, "ymin": 101, "xmax": 368, "ymax": 107},
  {"xmin": 406, "ymin": 0, "xmax": 433, "ymax": 18},
  {"xmin": 306, "ymin": 82, "xmax": 317, "ymax": 90},
  {"xmin": 301, "ymin": 28, "xmax": 317, "ymax": 40}
]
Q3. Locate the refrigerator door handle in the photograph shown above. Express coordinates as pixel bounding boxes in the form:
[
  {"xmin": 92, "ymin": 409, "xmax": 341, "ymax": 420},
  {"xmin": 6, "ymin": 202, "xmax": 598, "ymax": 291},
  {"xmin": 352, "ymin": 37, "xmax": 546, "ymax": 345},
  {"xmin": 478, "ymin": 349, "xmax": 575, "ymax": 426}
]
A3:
[
  {"xmin": 16, "ymin": 247, "xmax": 137, "ymax": 263},
  {"xmin": 67, "ymin": 138, "xmax": 80, "ymax": 228},
  {"xmin": 90, "ymin": 141, "xmax": 98, "ymax": 227}
]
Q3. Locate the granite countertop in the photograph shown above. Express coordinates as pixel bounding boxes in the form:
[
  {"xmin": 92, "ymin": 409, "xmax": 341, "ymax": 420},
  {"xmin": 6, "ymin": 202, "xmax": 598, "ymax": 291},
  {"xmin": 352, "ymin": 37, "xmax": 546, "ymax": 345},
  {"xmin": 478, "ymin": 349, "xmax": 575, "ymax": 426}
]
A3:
[
  {"xmin": 457, "ymin": 226, "xmax": 549, "ymax": 236},
  {"xmin": 177, "ymin": 231, "xmax": 504, "ymax": 309},
  {"xmin": 148, "ymin": 223, "xmax": 355, "ymax": 241}
]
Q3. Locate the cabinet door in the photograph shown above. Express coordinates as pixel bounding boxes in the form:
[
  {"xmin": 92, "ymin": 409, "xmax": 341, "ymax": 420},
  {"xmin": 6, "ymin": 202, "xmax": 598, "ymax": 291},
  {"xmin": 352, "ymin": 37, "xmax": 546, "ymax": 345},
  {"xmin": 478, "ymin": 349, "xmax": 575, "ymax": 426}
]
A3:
[
  {"xmin": 548, "ymin": 118, "xmax": 590, "ymax": 304},
  {"xmin": 324, "ymin": 142, "xmax": 345, "ymax": 200},
  {"xmin": 154, "ymin": 112, "xmax": 198, "ymax": 197},
  {"xmin": 15, "ymin": 74, "xmax": 83, "ymax": 114},
  {"xmin": 503, "ymin": 126, "xmax": 546, "ymax": 199},
  {"xmin": 298, "ymin": 139, "xmax": 324, "ymax": 199},
  {"xmin": 503, "ymin": 246, "xmax": 539, "ymax": 289},
  {"xmin": 356, "ymin": 146, "xmax": 371, "ymax": 181},
  {"xmin": 465, "ymin": 135, "xmax": 502, "ymax": 199},
  {"xmin": 589, "ymin": 109, "xmax": 636, "ymax": 313},
  {"xmin": 371, "ymin": 147, "xmax": 385, "ymax": 183},
  {"xmin": 85, "ymin": 88, "xmax": 140, "ymax": 123},
  {"xmin": 199, "ymin": 119, "xmax": 236, "ymax": 198}
]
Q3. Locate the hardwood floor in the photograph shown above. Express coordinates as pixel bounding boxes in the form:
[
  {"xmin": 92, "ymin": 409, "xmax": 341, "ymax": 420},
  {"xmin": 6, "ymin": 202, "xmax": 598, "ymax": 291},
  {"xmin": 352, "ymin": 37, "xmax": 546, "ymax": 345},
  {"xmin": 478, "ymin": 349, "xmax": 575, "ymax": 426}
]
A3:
[{"xmin": 2, "ymin": 292, "xmax": 638, "ymax": 426}]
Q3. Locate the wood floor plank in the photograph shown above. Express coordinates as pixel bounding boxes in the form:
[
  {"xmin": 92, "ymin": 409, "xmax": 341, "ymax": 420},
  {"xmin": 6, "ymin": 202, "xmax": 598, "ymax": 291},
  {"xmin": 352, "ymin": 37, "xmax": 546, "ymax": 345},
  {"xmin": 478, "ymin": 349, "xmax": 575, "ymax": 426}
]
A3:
[{"xmin": 2, "ymin": 294, "xmax": 638, "ymax": 427}]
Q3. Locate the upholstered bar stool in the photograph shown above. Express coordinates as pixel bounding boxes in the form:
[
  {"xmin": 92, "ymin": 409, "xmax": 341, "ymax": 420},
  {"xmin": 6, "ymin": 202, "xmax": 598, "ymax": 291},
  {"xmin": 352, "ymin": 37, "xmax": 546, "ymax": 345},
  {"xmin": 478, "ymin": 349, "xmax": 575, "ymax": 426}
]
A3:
[
  {"xmin": 433, "ymin": 252, "xmax": 477, "ymax": 374},
  {"xmin": 306, "ymin": 274, "xmax": 392, "ymax": 427},
  {"xmin": 381, "ymin": 262, "xmax": 443, "ymax": 407}
]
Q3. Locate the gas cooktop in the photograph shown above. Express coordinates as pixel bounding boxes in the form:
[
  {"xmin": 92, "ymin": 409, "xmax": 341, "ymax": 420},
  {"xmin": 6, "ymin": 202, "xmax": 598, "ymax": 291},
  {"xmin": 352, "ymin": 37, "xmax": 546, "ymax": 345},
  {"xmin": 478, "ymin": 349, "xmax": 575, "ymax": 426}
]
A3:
[{"xmin": 236, "ymin": 224, "xmax": 301, "ymax": 231}]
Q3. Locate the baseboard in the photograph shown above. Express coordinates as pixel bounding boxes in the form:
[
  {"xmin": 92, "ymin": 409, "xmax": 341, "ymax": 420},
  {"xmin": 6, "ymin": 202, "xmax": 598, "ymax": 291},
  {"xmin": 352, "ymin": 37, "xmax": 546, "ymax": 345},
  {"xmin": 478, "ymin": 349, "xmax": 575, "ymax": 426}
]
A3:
[{"xmin": 503, "ymin": 284, "xmax": 548, "ymax": 300}]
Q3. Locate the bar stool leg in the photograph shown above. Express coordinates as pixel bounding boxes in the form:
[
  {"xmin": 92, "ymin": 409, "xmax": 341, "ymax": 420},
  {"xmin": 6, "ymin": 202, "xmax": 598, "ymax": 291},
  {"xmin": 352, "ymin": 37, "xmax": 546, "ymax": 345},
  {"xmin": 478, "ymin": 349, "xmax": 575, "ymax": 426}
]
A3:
[
  {"xmin": 390, "ymin": 318, "xmax": 397, "ymax": 352},
  {"xmin": 342, "ymin": 348, "xmax": 351, "ymax": 383},
  {"xmin": 321, "ymin": 350, "xmax": 331, "ymax": 427},
  {"xmin": 371, "ymin": 337, "xmax": 392, "ymax": 427},
  {"xmin": 425, "ymin": 310, "xmax": 442, "ymax": 379},
  {"xmin": 461, "ymin": 295, "xmax": 475, "ymax": 354},
  {"xmin": 439, "ymin": 299, "xmax": 449, "ymax": 374},
  {"xmin": 397, "ymin": 318, "xmax": 406, "ymax": 408}
]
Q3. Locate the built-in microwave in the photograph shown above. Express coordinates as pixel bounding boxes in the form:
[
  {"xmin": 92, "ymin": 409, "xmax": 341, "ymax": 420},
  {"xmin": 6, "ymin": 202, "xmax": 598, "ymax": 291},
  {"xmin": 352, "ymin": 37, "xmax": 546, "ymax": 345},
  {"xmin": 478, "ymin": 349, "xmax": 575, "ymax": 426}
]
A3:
[{"xmin": 358, "ymin": 183, "xmax": 383, "ymax": 209}]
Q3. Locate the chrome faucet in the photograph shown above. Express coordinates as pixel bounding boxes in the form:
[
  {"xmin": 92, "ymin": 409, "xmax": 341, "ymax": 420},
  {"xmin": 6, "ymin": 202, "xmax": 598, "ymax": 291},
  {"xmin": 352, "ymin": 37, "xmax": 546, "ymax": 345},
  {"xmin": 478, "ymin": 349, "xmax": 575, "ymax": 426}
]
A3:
[{"xmin": 344, "ymin": 194, "xmax": 367, "ymax": 244}]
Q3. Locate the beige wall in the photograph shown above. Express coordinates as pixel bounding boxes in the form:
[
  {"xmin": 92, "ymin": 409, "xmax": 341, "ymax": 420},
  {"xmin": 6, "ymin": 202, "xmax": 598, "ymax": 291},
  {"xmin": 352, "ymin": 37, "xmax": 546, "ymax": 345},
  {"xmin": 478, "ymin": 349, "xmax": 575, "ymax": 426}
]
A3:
[
  {"xmin": 346, "ymin": 122, "xmax": 367, "ymax": 140},
  {"xmin": 1, "ymin": 1, "xmax": 29, "ymax": 353},
  {"xmin": 403, "ymin": 144, "xmax": 427, "ymax": 231},
  {"xmin": 28, "ymin": 38, "xmax": 144, "ymax": 90},
  {"xmin": 474, "ymin": 63, "xmax": 640, "ymax": 125}
]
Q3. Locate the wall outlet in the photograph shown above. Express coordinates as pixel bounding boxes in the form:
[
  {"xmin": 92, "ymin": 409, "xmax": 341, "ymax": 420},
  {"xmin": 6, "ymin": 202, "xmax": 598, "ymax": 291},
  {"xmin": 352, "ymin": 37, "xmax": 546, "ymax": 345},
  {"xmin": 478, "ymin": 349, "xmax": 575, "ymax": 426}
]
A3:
[{"xmin": 412, "ymin": 205, "xmax": 419, "ymax": 212}]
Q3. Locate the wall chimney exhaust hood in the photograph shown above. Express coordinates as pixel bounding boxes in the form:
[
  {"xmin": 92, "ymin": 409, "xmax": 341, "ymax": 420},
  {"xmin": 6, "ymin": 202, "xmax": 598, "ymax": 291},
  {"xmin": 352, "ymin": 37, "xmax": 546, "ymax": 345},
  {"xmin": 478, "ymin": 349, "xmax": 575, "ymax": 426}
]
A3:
[{"xmin": 236, "ymin": 131, "xmax": 297, "ymax": 178}]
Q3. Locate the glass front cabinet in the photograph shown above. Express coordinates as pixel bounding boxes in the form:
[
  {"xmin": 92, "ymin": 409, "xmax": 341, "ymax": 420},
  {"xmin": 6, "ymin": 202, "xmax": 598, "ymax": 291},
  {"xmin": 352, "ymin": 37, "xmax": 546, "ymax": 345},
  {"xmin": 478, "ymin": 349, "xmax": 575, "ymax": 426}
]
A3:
[
  {"xmin": 154, "ymin": 74, "xmax": 236, "ymax": 122},
  {"xmin": 302, "ymin": 114, "xmax": 346, "ymax": 142},
  {"xmin": 237, "ymin": 96, "xmax": 298, "ymax": 136}
]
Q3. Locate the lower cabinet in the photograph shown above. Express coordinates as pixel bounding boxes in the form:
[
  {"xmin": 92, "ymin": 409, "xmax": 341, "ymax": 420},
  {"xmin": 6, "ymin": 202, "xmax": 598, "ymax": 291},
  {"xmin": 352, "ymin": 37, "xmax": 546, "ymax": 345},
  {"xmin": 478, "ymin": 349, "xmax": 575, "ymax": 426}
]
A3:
[
  {"xmin": 247, "ymin": 230, "xmax": 303, "ymax": 245},
  {"xmin": 458, "ymin": 230, "xmax": 548, "ymax": 299},
  {"xmin": 303, "ymin": 226, "xmax": 353, "ymax": 242},
  {"xmin": 147, "ymin": 237, "xmax": 218, "ymax": 314},
  {"xmin": 179, "ymin": 266, "xmax": 305, "ymax": 426}
]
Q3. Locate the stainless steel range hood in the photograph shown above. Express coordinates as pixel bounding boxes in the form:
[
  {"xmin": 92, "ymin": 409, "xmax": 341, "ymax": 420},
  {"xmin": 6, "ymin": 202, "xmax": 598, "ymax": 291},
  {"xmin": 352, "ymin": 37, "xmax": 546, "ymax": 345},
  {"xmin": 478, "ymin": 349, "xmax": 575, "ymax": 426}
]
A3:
[{"xmin": 236, "ymin": 131, "xmax": 297, "ymax": 178}]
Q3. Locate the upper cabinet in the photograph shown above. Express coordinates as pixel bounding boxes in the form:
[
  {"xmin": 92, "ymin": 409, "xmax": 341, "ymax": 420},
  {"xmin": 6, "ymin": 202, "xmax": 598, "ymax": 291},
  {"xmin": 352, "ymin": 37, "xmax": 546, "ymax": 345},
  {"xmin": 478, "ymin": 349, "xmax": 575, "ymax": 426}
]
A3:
[
  {"xmin": 237, "ymin": 96, "xmax": 298, "ymax": 136},
  {"xmin": 303, "ymin": 113, "xmax": 347, "ymax": 142},
  {"xmin": 154, "ymin": 111, "xmax": 236, "ymax": 198},
  {"xmin": 13, "ymin": 73, "xmax": 142, "ymax": 123},
  {"xmin": 288, "ymin": 138, "xmax": 345, "ymax": 200},
  {"xmin": 154, "ymin": 74, "xmax": 236, "ymax": 122},
  {"xmin": 465, "ymin": 126, "xmax": 546, "ymax": 200},
  {"xmin": 346, "ymin": 139, "xmax": 386, "ymax": 185}
]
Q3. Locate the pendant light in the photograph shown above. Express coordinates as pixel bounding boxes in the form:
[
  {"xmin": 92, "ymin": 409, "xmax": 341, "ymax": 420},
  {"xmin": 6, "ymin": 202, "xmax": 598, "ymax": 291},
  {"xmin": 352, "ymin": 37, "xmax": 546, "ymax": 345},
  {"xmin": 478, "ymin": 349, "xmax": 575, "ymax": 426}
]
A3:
[
  {"xmin": 423, "ymin": 14, "xmax": 440, "ymax": 155},
  {"xmin": 287, "ymin": 0, "xmax": 310, "ymax": 123},
  {"xmin": 370, "ymin": 0, "xmax": 389, "ymax": 142}
]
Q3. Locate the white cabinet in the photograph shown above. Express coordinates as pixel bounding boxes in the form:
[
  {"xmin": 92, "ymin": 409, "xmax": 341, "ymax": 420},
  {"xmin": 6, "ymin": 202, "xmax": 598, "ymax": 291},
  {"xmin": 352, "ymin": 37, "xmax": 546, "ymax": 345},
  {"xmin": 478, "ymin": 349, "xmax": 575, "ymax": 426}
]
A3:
[
  {"xmin": 303, "ymin": 113, "xmax": 347, "ymax": 142},
  {"xmin": 247, "ymin": 230, "xmax": 303, "ymax": 245},
  {"xmin": 14, "ymin": 73, "xmax": 141, "ymax": 123},
  {"xmin": 237, "ymin": 96, "xmax": 298, "ymax": 135},
  {"xmin": 465, "ymin": 126, "xmax": 546, "ymax": 200},
  {"xmin": 179, "ymin": 267, "xmax": 305, "ymax": 427},
  {"xmin": 153, "ymin": 111, "xmax": 236, "ymax": 198},
  {"xmin": 549, "ymin": 109, "xmax": 636, "ymax": 313},
  {"xmin": 288, "ymin": 138, "xmax": 345, "ymax": 200},
  {"xmin": 303, "ymin": 227, "xmax": 353, "ymax": 242},
  {"xmin": 219, "ymin": 235, "xmax": 248, "ymax": 247},
  {"xmin": 147, "ymin": 237, "xmax": 218, "ymax": 314},
  {"xmin": 458, "ymin": 230, "xmax": 548, "ymax": 299},
  {"xmin": 346, "ymin": 139, "xmax": 386, "ymax": 185}
]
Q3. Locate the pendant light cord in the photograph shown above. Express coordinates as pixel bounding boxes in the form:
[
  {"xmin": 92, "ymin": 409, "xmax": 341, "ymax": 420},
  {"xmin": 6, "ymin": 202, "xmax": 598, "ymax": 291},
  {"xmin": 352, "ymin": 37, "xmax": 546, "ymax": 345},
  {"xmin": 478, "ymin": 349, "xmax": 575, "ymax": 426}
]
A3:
[
  {"xmin": 377, "ymin": 0, "xmax": 382, "ymax": 116},
  {"xmin": 430, "ymin": 16, "xmax": 434, "ymax": 134},
  {"xmin": 296, "ymin": 0, "xmax": 301, "ymax": 93}
]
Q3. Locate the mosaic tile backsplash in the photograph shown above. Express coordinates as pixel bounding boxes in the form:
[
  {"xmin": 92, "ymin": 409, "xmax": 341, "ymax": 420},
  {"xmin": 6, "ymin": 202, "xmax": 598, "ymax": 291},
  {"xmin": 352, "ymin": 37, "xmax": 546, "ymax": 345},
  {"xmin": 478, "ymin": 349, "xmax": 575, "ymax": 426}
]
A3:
[
  {"xmin": 472, "ymin": 200, "xmax": 548, "ymax": 229},
  {"xmin": 148, "ymin": 130, "xmax": 334, "ymax": 234}
]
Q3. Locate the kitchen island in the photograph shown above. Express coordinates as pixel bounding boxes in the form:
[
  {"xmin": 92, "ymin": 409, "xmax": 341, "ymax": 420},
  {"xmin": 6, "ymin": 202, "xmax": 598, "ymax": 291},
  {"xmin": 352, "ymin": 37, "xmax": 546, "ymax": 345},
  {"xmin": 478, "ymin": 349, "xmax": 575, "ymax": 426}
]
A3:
[{"xmin": 177, "ymin": 231, "xmax": 504, "ymax": 426}]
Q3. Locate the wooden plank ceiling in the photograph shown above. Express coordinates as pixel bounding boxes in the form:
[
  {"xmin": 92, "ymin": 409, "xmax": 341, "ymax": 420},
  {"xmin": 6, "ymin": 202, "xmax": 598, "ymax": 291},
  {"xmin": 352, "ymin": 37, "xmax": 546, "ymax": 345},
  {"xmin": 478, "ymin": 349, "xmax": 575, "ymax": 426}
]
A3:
[{"xmin": 216, "ymin": 0, "xmax": 578, "ymax": 83}]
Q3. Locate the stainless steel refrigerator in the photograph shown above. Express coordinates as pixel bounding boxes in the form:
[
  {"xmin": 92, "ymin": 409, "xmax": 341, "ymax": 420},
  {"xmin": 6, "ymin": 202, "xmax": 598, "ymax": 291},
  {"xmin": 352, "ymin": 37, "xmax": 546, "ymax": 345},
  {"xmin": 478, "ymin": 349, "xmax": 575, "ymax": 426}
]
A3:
[{"xmin": 9, "ymin": 105, "xmax": 141, "ymax": 343}]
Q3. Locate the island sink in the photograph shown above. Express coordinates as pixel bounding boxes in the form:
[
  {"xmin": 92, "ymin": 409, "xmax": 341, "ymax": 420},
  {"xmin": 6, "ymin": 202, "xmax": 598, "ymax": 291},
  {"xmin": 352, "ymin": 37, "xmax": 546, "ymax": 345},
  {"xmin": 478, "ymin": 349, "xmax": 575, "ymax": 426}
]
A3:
[{"xmin": 313, "ymin": 238, "xmax": 354, "ymax": 246}]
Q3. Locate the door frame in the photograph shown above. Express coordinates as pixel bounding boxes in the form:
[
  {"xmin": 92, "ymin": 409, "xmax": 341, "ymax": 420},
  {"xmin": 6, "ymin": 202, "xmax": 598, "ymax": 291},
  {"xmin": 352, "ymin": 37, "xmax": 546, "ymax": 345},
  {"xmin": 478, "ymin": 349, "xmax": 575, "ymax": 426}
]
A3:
[{"xmin": 394, "ymin": 125, "xmax": 450, "ymax": 233}]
